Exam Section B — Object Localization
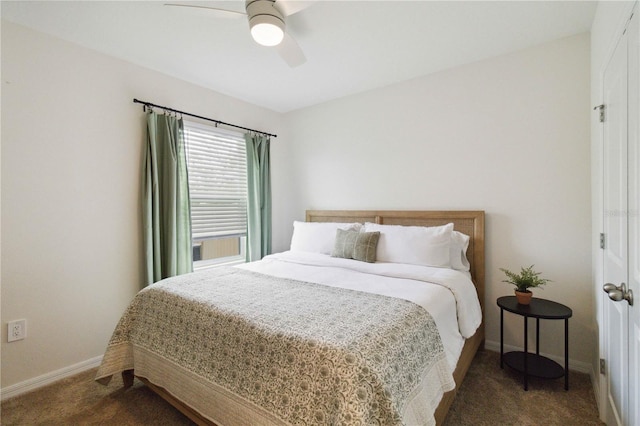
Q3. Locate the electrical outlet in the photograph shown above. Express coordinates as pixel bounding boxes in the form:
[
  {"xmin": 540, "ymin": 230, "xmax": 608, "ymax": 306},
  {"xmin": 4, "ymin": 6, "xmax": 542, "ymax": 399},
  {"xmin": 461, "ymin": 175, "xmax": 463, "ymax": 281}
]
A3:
[{"xmin": 8, "ymin": 319, "xmax": 26, "ymax": 342}]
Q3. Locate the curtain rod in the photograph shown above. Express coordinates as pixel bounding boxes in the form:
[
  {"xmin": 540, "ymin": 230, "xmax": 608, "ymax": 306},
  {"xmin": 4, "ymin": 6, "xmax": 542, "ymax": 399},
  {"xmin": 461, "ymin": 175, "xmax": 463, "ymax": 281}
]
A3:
[{"xmin": 133, "ymin": 98, "xmax": 277, "ymax": 138}]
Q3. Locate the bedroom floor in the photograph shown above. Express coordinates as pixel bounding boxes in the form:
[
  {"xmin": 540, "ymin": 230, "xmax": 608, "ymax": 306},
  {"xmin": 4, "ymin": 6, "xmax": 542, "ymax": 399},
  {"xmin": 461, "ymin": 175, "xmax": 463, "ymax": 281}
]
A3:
[
  {"xmin": 1, "ymin": 350, "xmax": 602, "ymax": 425},
  {"xmin": 443, "ymin": 350, "xmax": 603, "ymax": 425}
]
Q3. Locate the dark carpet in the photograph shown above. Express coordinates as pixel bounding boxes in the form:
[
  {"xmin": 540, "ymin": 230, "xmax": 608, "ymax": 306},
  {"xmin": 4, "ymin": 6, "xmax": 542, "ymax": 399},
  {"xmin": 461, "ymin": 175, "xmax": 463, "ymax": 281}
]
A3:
[{"xmin": 1, "ymin": 350, "xmax": 602, "ymax": 425}]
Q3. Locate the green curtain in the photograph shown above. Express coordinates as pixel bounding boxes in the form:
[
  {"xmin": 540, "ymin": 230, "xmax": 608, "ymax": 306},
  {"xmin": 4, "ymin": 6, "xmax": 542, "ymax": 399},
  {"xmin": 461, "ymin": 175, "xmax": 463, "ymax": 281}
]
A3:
[
  {"xmin": 143, "ymin": 111, "xmax": 193, "ymax": 285},
  {"xmin": 245, "ymin": 133, "xmax": 272, "ymax": 262}
]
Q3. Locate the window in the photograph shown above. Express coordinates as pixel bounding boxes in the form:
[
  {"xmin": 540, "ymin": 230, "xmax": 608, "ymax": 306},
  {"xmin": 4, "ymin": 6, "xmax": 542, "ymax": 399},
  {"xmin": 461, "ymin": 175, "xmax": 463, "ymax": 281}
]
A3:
[{"xmin": 184, "ymin": 120, "xmax": 247, "ymax": 268}]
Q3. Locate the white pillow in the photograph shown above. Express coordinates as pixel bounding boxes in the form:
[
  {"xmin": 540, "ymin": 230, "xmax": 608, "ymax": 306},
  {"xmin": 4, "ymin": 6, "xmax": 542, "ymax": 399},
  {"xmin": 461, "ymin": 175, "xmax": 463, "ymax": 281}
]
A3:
[
  {"xmin": 362, "ymin": 222, "xmax": 454, "ymax": 267},
  {"xmin": 290, "ymin": 221, "xmax": 362, "ymax": 255},
  {"xmin": 450, "ymin": 230, "xmax": 471, "ymax": 272}
]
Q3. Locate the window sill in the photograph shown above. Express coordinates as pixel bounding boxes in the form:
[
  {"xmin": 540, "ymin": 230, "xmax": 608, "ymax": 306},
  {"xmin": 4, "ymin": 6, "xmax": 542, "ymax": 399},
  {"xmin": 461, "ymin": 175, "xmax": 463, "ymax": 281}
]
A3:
[{"xmin": 194, "ymin": 257, "xmax": 246, "ymax": 271}]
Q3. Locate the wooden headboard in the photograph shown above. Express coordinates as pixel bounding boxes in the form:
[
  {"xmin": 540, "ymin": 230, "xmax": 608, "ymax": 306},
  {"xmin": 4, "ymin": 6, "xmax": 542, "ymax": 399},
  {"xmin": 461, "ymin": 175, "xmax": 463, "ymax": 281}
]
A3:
[{"xmin": 306, "ymin": 210, "xmax": 485, "ymax": 313}]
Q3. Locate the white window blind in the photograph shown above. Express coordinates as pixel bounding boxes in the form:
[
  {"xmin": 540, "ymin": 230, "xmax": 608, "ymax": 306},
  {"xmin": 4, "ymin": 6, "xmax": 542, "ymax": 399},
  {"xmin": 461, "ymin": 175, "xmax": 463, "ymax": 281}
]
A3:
[{"xmin": 184, "ymin": 120, "xmax": 247, "ymax": 241}]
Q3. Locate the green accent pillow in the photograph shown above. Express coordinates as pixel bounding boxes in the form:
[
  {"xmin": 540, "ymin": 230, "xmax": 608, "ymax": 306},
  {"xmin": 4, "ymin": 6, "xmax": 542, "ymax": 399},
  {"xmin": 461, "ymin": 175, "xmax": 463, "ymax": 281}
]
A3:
[{"xmin": 332, "ymin": 229, "xmax": 380, "ymax": 263}]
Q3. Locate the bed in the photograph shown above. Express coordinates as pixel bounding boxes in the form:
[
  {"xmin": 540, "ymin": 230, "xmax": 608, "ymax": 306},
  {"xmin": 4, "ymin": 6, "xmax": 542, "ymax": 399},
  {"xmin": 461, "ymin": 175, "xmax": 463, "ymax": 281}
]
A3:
[{"xmin": 96, "ymin": 210, "xmax": 485, "ymax": 425}]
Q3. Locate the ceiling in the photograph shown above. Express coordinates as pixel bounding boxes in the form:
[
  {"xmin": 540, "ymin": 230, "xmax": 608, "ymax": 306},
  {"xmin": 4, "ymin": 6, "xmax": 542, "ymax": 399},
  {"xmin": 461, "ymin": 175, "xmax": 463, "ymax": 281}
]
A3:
[{"xmin": 1, "ymin": 1, "xmax": 597, "ymax": 113}]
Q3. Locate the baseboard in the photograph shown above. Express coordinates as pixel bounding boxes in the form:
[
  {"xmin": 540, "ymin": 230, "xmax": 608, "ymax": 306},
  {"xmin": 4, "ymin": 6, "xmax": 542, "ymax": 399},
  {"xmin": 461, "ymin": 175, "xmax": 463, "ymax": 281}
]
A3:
[
  {"xmin": 484, "ymin": 339, "xmax": 592, "ymax": 374},
  {"xmin": 0, "ymin": 355, "xmax": 103, "ymax": 401},
  {"xmin": 591, "ymin": 364, "xmax": 601, "ymax": 411}
]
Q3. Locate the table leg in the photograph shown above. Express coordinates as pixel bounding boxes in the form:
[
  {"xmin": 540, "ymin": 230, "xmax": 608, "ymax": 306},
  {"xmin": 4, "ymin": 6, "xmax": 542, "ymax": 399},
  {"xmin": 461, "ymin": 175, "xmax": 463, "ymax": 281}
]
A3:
[
  {"xmin": 500, "ymin": 308, "xmax": 504, "ymax": 369},
  {"xmin": 565, "ymin": 318, "xmax": 569, "ymax": 390},
  {"xmin": 536, "ymin": 318, "xmax": 540, "ymax": 356},
  {"xmin": 524, "ymin": 316, "xmax": 528, "ymax": 391}
]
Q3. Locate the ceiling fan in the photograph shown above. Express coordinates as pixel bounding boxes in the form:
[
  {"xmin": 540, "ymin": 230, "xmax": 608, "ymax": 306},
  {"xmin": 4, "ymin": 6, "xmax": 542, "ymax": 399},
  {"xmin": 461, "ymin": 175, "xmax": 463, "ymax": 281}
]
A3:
[{"xmin": 164, "ymin": 0, "xmax": 314, "ymax": 68}]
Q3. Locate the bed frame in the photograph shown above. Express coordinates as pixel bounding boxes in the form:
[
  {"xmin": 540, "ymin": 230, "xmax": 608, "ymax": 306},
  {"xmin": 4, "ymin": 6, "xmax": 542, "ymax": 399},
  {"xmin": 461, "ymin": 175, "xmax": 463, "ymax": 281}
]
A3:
[{"xmin": 132, "ymin": 210, "xmax": 485, "ymax": 426}]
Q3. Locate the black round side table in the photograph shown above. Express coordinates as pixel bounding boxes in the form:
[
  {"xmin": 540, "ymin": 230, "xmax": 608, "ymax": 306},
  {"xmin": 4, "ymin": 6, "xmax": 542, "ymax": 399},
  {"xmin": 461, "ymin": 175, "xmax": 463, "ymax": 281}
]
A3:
[{"xmin": 497, "ymin": 296, "xmax": 572, "ymax": 391}]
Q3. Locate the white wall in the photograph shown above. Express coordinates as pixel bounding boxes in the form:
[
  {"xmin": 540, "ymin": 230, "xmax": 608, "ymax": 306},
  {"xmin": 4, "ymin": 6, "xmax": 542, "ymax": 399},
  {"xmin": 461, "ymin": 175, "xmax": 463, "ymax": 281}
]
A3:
[
  {"xmin": 281, "ymin": 33, "xmax": 594, "ymax": 367},
  {"xmin": 1, "ymin": 20, "xmax": 594, "ymax": 393},
  {"xmin": 589, "ymin": 0, "xmax": 638, "ymax": 418},
  {"xmin": 0, "ymin": 21, "xmax": 282, "ymax": 389}
]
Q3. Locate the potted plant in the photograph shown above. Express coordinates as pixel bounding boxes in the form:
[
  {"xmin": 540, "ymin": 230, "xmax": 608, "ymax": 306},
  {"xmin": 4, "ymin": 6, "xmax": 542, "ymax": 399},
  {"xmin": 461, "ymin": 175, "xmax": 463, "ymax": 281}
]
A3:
[{"xmin": 500, "ymin": 265, "xmax": 551, "ymax": 305}]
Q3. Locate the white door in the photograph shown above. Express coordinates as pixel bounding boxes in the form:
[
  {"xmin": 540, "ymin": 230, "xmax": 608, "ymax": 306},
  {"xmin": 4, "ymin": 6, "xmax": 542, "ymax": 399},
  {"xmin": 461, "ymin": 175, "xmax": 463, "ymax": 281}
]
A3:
[
  {"xmin": 602, "ymin": 6, "xmax": 639, "ymax": 426},
  {"xmin": 603, "ymin": 24, "xmax": 629, "ymax": 425},
  {"xmin": 627, "ymin": 6, "xmax": 639, "ymax": 426}
]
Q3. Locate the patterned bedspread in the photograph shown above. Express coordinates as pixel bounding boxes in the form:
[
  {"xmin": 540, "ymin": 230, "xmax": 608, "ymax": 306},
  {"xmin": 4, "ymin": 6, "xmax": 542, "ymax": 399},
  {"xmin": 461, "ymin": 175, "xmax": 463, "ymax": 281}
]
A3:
[{"xmin": 96, "ymin": 267, "xmax": 455, "ymax": 425}]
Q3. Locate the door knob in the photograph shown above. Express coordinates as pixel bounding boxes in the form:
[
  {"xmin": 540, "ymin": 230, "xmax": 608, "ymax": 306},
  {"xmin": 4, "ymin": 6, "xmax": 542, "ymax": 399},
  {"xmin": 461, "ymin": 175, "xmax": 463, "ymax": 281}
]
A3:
[{"xmin": 603, "ymin": 282, "xmax": 634, "ymax": 306}]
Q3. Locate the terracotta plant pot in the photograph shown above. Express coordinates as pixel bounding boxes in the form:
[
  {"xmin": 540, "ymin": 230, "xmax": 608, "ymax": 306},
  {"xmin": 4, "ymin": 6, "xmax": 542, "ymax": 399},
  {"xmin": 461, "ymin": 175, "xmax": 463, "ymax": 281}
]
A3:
[{"xmin": 515, "ymin": 290, "xmax": 532, "ymax": 305}]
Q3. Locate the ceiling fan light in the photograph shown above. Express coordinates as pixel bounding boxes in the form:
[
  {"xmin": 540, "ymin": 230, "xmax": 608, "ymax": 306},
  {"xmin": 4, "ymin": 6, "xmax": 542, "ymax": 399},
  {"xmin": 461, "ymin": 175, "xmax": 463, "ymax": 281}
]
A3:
[{"xmin": 249, "ymin": 15, "xmax": 284, "ymax": 46}]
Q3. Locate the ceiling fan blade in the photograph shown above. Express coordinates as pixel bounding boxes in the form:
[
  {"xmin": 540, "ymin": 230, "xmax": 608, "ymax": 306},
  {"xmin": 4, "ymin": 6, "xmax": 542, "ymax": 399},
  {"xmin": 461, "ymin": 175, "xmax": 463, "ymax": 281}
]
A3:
[
  {"xmin": 163, "ymin": 3, "xmax": 246, "ymax": 19},
  {"xmin": 276, "ymin": 32, "xmax": 306, "ymax": 68},
  {"xmin": 273, "ymin": 0, "xmax": 316, "ymax": 17}
]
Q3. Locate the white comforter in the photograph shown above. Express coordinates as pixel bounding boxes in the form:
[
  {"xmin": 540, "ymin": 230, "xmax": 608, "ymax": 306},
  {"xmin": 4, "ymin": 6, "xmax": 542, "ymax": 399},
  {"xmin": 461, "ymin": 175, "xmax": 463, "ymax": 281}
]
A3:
[{"xmin": 238, "ymin": 250, "xmax": 482, "ymax": 370}]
